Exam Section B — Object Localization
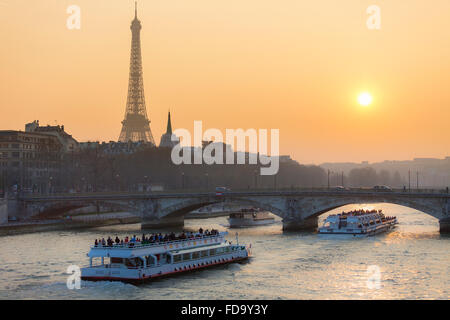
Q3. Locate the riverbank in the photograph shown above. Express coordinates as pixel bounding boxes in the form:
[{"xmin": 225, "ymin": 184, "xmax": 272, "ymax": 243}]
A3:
[{"xmin": 0, "ymin": 212, "xmax": 141, "ymax": 236}]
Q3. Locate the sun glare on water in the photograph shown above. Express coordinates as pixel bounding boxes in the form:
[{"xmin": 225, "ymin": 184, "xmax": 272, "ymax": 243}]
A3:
[{"xmin": 358, "ymin": 92, "xmax": 373, "ymax": 107}]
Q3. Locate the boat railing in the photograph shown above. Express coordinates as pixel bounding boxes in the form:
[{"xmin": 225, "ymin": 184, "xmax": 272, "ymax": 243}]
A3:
[
  {"xmin": 88, "ymin": 263, "xmax": 161, "ymax": 269},
  {"xmin": 90, "ymin": 232, "xmax": 227, "ymax": 250}
]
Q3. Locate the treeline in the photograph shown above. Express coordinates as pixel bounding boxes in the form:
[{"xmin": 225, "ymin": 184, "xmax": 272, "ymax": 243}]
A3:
[
  {"xmin": 346, "ymin": 167, "xmax": 405, "ymax": 188},
  {"xmin": 63, "ymin": 147, "xmax": 329, "ymax": 192},
  {"xmin": 56, "ymin": 149, "xmax": 409, "ymax": 192}
]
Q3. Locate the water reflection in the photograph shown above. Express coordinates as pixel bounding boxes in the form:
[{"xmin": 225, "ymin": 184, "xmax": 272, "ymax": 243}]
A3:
[{"xmin": 0, "ymin": 203, "xmax": 448, "ymax": 299}]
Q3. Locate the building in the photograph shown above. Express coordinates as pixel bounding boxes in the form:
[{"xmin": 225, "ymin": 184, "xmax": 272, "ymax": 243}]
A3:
[
  {"xmin": 0, "ymin": 130, "xmax": 64, "ymax": 193},
  {"xmin": 159, "ymin": 111, "xmax": 179, "ymax": 148},
  {"xmin": 25, "ymin": 120, "xmax": 79, "ymax": 152},
  {"xmin": 79, "ymin": 140, "xmax": 153, "ymax": 155},
  {"xmin": 277, "ymin": 155, "xmax": 295, "ymax": 164}
]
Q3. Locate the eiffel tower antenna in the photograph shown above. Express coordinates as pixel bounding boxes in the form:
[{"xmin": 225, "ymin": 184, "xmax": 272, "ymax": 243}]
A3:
[{"xmin": 118, "ymin": 2, "xmax": 155, "ymax": 144}]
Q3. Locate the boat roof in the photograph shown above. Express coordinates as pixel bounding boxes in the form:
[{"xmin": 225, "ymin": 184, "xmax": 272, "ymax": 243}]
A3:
[{"xmin": 169, "ymin": 243, "xmax": 229, "ymax": 255}]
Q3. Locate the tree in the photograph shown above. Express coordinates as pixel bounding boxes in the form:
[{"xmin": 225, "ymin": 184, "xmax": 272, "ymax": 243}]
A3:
[
  {"xmin": 391, "ymin": 171, "xmax": 403, "ymax": 188},
  {"xmin": 348, "ymin": 167, "xmax": 378, "ymax": 187},
  {"xmin": 378, "ymin": 170, "xmax": 391, "ymax": 185}
]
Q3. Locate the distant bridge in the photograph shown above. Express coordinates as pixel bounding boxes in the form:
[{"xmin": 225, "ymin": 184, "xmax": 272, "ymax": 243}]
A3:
[{"xmin": 12, "ymin": 189, "xmax": 450, "ymax": 232}]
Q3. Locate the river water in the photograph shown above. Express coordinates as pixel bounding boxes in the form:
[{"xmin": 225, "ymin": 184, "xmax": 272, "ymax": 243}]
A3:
[{"xmin": 0, "ymin": 203, "xmax": 448, "ymax": 299}]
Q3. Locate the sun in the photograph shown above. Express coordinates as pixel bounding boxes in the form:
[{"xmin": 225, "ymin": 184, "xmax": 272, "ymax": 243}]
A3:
[{"xmin": 358, "ymin": 92, "xmax": 373, "ymax": 106}]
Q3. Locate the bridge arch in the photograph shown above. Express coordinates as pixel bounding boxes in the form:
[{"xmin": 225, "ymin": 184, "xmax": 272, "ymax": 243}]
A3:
[
  {"xmin": 162, "ymin": 197, "xmax": 285, "ymax": 219},
  {"xmin": 23, "ymin": 200, "xmax": 139, "ymax": 220},
  {"xmin": 140, "ymin": 196, "xmax": 286, "ymax": 229},
  {"xmin": 300, "ymin": 197, "xmax": 447, "ymax": 221},
  {"xmin": 280, "ymin": 195, "xmax": 449, "ymax": 231}
]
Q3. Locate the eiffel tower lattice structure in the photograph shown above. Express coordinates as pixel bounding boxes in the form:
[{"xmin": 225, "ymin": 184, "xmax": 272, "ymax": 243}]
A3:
[{"xmin": 118, "ymin": 3, "xmax": 155, "ymax": 145}]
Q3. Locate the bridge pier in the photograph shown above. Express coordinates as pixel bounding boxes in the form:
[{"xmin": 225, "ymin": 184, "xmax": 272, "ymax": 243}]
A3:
[
  {"xmin": 439, "ymin": 218, "xmax": 450, "ymax": 233},
  {"xmin": 0, "ymin": 198, "xmax": 7, "ymax": 224},
  {"xmin": 5, "ymin": 198, "xmax": 29, "ymax": 220},
  {"xmin": 282, "ymin": 216, "xmax": 318, "ymax": 231},
  {"xmin": 141, "ymin": 215, "xmax": 184, "ymax": 230}
]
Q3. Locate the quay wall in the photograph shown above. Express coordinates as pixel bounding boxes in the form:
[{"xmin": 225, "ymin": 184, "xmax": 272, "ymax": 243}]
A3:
[{"xmin": 0, "ymin": 215, "xmax": 140, "ymax": 237}]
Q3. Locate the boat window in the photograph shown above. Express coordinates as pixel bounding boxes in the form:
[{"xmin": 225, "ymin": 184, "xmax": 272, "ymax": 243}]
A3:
[
  {"xmin": 201, "ymin": 250, "xmax": 208, "ymax": 257},
  {"xmin": 173, "ymin": 255, "xmax": 181, "ymax": 263},
  {"xmin": 111, "ymin": 257, "xmax": 123, "ymax": 264},
  {"xmin": 225, "ymin": 247, "xmax": 230, "ymax": 253},
  {"xmin": 104, "ymin": 257, "xmax": 111, "ymax": 265},
  {"xmin": 182, "ymin": 253, "xmax": 191, "ymax": 261},
  {"xmin": 209, "ymin": 248, "xmax": 216, "ymax": 256},
  {"xmin": 216, "ymin": 247, "xmax": 224, "ymax": 254},
  {"xmin": 135, "ymin": 258, "xmax": 143, "ymax": 268},
  {"xmin": 146, "ymin": 256, "xmax": 156, "ymax": 266},
  {"xmin": 125, "ymin": 258, "xmax": 139, "ymax": 268},
  {"xmin": 92, "ymin": 257, "xmax": 103, "ymax": 267},
  {"xmin": 166, "ymin": 254, "xmax": 171, "ymax": 263},
  {"xmin": 192, "ymin": 251, "xmax": 200, "ymax": 259}
]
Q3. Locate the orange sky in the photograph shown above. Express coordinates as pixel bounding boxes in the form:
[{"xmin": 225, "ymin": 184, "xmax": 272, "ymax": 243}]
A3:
[{"xmin": 0, "ymin": 0, "xmax": 449, "ymax": 164}]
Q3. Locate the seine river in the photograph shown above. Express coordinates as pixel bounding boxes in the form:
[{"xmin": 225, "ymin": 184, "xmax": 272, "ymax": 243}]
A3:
[{"xmin": 0, "ymin": 203, "xmax": 448, "ymax": 299}]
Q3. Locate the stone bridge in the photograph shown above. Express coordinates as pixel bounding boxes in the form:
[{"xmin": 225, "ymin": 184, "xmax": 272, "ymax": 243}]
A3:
[{"xmin": 13, "ymin": 189, "xmax": 450, "ymax": 232}]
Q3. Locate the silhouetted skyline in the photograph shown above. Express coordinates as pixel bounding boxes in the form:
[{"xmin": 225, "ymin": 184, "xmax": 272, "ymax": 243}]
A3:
[{"xmin": 0, "ymin": 1, "xmax": 449, "ymax": 164}]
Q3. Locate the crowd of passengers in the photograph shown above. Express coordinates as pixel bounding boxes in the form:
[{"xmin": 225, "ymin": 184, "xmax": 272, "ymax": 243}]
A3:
[
  {"xmin": 339, "ymin": 209, "xmax": 382, "ymax": 216},
  {"xmin": 338, "ymin": 209, "xmax": 396, "ymax": 221},
  {"xmin": 93, "ymin": 228, "xmax": 219, "ymax": 247}
]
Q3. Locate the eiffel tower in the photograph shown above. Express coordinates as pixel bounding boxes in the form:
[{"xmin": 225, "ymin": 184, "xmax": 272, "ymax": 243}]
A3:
[{"xmin": 118, "ymin": 2, "xmax": 155, "ymax": 144}]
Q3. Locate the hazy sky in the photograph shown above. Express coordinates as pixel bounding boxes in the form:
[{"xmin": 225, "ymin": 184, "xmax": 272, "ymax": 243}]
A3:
[{"xmin": 1, "ymin": 0, "xmax": 449, "ymax": 164}]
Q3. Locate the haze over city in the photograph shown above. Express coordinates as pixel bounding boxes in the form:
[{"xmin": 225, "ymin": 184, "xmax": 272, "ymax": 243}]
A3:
[{"xmin": 1, "ymin": 0, "xmax": 449, "ymax": 164}]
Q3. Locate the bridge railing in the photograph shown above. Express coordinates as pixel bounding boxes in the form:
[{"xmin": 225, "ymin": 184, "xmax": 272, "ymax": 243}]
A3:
[{"xmin": 17, "ymin": 186, "xmax": 449, "ymax": 200}]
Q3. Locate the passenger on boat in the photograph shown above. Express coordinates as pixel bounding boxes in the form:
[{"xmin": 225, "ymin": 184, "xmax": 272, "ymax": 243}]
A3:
[{"xmin": 93, "ymin": 228, "xmax": 221, "ymax": 247}]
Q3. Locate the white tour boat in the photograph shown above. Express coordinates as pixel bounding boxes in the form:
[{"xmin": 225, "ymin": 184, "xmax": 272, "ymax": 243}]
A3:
[
  {"xmin": 318, "ymin": 209, "xmax": 398, "ymax": 236},
  {"xmin": 81, "ymin": 231, "xmax": 251, "ymax": 284},
  {"xmin": 228, "ymin": 208, "xmax": 275, "ymax": 228}
]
